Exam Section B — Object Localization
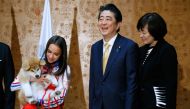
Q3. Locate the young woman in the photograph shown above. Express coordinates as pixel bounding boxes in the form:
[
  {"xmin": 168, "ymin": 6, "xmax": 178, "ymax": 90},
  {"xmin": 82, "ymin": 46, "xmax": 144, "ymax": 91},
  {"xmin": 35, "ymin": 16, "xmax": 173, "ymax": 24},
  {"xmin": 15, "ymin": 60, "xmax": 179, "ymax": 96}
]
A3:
[
  {"xmin": 137, "ymin": 12, "xmax": 178, "ymax": 109},
  {"xmin": 11, "ymin": 35, "xmax": 70, "ymax": 109},
  {"xmin": 38, "ymin": 35, "xmax": 71, "ymax": 109}
]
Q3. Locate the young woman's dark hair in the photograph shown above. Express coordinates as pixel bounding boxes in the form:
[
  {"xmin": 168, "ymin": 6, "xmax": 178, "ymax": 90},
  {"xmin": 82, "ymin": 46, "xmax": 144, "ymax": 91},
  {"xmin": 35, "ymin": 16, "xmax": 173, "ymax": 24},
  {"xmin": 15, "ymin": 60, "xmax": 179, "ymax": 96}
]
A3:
[
  {"xmin": 137, "ymin": 12, "xmax": 167, "ymax": 40},
  {"xmin": 98, "ymin": 3, "xmax": 122, "ymax": 32},
  {"xmin": 42, "ymin": 35, "xmax": 67, "ymax": 76}
]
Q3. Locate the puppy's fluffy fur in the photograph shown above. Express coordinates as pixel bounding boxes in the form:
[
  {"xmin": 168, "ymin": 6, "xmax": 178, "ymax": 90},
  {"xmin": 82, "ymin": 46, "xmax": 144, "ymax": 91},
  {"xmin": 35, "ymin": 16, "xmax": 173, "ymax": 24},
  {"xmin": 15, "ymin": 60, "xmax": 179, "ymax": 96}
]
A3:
[{"xmin": 17, "ymin": 57, "xmax": 60, "ymax": 105}]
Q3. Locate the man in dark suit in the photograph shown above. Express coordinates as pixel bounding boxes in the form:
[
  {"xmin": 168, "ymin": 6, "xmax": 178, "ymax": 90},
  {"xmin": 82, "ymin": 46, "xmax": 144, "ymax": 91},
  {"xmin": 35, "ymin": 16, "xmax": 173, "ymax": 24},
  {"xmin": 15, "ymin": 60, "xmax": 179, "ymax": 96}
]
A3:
[
  {"xmin": 89, "ymin": 3, "xmax": 139, "ymax": 109},
  {"xmin": 0, "ymin": 42, "xmax": 15, "ymax": 109}
]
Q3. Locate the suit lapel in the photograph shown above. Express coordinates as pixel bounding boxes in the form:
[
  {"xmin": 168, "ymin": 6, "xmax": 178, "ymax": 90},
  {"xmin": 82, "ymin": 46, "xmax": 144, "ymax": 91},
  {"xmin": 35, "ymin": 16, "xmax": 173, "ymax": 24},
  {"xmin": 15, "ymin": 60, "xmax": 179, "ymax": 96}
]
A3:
[
  {"xmin": 144, "ymin": 40, "xmax": 162, "ymax": 64},
  {"xmin": 97, "ymin": 40, "xmax": 104, "ymax": 76},
  {"xmin": 103, "ymin": 35, "xmax": 121, "ymax": 79}
]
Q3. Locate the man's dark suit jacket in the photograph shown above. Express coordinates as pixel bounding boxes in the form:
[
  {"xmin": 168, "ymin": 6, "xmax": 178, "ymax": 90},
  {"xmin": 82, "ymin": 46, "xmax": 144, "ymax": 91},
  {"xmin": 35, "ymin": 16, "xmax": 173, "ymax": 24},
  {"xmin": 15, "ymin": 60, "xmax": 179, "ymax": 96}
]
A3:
[
  {"xmin": 89, "ymin": 34, "xmax": 139, "ymax": 109},
  {"xmin": 0, "ymin": 42, "xmax": 15, "ymax": 109},
  {"xmin": 139, "ymin": 39, "xmax": 178, "ymax": 109}
]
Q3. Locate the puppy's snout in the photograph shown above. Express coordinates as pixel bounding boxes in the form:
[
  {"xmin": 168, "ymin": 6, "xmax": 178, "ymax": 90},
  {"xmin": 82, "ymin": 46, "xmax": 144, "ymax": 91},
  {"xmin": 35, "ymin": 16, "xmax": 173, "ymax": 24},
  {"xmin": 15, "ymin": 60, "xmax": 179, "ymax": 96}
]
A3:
[
  {"xmin": 35, "ymin": 69, "xmax": 41, "ymax": 79},
  {"xmin": 35, "ymin": 75, "xmax": 40, "ymax": 78}
]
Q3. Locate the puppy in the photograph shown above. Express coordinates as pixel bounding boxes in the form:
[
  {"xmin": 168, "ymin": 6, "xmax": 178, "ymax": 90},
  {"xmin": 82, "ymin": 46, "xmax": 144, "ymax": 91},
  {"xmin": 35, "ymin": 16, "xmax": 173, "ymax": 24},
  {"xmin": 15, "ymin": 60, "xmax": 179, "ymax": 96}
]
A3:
[{"xmin": 17, "ymin": 57, "xmax": 60, "ymax": 105}]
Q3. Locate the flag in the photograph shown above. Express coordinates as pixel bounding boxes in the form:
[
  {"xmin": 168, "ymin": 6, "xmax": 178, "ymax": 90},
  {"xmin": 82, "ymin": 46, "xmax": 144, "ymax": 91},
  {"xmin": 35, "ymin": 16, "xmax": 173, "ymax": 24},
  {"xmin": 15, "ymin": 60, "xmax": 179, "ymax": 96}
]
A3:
[{"xmin": 37, "ymin": 0, "xmax": 52, "ymax": 58}]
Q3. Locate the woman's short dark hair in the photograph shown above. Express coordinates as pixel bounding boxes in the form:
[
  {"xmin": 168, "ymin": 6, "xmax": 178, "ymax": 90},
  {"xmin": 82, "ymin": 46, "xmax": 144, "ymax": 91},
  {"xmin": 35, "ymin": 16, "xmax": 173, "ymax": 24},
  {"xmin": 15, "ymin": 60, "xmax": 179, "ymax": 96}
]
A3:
[
  {"xmin": 98, "ymin": 3, "xmax": 122, "ymax": 32},
  {"xmin": 137, "ymin": 12, "xmax": 167, "ymax": 40},
  {"xmin": 42, "ymin": 35, "xmax": 67, "ymax": 76}
]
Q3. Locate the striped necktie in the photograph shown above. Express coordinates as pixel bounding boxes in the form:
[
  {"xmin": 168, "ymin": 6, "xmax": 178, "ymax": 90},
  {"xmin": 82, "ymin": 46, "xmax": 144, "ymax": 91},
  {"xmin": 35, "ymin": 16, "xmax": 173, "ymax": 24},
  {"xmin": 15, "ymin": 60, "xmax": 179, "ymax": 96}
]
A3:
[{"xmin": 103, "ymin": 43, "xmax": 110, "ymax": 74}]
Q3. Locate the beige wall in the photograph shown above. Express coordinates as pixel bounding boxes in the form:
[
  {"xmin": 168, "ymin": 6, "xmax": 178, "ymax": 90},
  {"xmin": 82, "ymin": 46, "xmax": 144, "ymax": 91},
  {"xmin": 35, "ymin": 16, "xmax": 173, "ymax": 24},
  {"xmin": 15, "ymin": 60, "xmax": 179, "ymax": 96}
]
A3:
[{"xmin": 0, "ymin": 0, "xmax": 190, "ymax": 109}]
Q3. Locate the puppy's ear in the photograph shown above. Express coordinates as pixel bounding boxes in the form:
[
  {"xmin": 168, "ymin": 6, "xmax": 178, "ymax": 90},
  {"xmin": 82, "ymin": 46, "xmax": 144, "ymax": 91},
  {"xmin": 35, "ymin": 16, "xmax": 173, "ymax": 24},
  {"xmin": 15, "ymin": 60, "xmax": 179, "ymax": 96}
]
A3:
[
  {"xmin": 40, "ymin": 60, "xmax": 46, "ymax": 66},
  {"xmin": 22, "ymin": 60, "xmax": 30, "ymax": 71},
  {"xmin": 30, "ymin": 57, "xmax": 40, "ymax": 65}
]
